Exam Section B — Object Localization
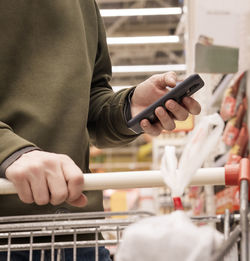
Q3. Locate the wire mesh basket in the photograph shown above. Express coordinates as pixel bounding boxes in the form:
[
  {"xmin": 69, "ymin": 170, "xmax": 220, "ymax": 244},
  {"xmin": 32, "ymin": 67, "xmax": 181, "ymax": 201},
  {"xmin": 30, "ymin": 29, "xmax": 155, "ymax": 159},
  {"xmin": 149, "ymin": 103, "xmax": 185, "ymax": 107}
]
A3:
[{"xmin": 0, "ymin": 210, "xmax": 153, "ymax": 261}]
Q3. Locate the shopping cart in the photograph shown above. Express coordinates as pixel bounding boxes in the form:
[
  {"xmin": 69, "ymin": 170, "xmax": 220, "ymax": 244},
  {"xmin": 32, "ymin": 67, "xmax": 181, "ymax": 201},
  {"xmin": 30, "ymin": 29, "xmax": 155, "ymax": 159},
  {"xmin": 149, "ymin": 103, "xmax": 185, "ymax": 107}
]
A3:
[
  {"xmin": 0, "ymin": 210, "xmax": 154, "ymax": 261},
  {"xmin": 0, "ymin": 158, "xmax": 249, "ymax": 261}
]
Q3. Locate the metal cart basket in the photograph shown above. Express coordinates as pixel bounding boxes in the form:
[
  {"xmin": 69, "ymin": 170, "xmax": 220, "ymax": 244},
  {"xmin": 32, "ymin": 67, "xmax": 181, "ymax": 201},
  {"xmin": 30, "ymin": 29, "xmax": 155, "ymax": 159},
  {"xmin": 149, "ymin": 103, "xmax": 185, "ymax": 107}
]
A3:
[{"xmin": 0, "ymin": 210, "xmax": 154, "ymax": 261}]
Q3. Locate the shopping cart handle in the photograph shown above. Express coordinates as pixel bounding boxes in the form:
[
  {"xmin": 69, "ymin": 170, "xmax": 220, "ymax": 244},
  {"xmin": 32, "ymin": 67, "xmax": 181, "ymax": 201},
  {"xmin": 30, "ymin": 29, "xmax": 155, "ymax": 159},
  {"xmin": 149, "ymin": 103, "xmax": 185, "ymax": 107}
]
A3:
[
  {"xmin": 1, "ymin": 160, "xmax": 249, "ymax": 194},
  {"xmin": 0, "ymin": 167, "xmax": 226, "ymax": 195}
]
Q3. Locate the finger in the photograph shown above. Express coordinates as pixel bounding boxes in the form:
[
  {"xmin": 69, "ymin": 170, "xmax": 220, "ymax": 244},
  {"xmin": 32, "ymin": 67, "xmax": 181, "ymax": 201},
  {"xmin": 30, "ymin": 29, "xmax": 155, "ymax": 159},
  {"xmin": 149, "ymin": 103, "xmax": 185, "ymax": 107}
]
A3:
[
  {"xmin": 140, "ymin": 119, "xmax": 162, "ymax": 136},
  {"xmin": 163, "ymin": 71, "xmax": 177, "ymax": 88},
  {"xmin": 153, "ymin": 71, "xmax": 177, "ymax": 90},
  {"xmin": 5, "ymin": 167, "xmax": 34, "ymax": 204},
  {"xmin": 47, "ymin": 165, "xmax": 69, "ymax": 206},
  {"xmin": 29, "ymin": 172, "xmax": 50, "ymax": 205},
  {"xmin": 155, "ymin": 107, "xmax": 176, "ymax": 131},
  {"xmin": 67, "ymin": 194, "xmax": 88, "ymax": 207},
  {"xmin": 60, "ymin": 156, "xmax": 84, "ymax": 203},
  {"xmin": 182, "ymin": 96, "xmax": 201, "ymax": 115},
  {"xmin": 14, "ymin": 179, "xmax": 34, "ymax": 204},
  {"xmin": 165, "ymin": 100, "xmax": 189, "ymax": 121}
]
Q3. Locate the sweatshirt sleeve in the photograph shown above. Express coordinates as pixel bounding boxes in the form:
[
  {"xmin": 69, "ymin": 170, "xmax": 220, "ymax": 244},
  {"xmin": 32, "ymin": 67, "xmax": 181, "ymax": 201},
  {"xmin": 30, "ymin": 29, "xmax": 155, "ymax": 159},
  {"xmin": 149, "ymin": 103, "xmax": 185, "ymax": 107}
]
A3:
[
  {"xmin": 87, "ymin": 3, "xmax": 140, "ymax": 148},
  {"xmin": 0, "ymin": 122, "xmax": 37, "ymax": 175}
]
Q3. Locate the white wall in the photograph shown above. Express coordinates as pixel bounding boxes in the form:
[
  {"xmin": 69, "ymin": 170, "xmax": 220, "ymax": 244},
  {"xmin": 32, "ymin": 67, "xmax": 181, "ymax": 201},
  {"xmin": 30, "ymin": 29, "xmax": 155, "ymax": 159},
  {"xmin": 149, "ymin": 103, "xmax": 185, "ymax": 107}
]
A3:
[
  {"xmin": 187, "ymin": 0, "xmax": 250, "ymax": 71},
  {"xmin": 186, "ymin": 0, "xmax": 250, "ymax": 127}
]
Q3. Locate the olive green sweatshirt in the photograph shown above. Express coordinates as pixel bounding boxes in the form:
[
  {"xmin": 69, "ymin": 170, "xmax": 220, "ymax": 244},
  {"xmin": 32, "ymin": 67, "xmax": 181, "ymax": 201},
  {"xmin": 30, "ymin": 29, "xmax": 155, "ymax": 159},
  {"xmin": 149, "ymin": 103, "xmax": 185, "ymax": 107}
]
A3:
[{"xmin": 0, "ymin": 0, "xmax": 137, "ymax": 216}]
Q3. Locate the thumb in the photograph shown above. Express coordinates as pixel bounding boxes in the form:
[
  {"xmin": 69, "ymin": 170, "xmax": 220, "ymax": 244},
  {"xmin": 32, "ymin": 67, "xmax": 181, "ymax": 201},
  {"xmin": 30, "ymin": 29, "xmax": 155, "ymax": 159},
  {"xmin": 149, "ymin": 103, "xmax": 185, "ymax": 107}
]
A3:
[
  {"xmin": 155, "ymin": 71, "xmax": 177, "ymax": 90},
  {"xmin": 67, "ymin": 193, "xmax": 88, "ymax": 207}
]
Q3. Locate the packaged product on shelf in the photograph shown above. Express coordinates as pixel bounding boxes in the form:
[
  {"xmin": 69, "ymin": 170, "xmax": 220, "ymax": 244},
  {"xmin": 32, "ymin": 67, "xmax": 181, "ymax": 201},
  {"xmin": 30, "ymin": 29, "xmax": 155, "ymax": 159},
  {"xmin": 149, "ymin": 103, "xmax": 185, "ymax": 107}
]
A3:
[
  {"xmin": 227, "ymin": 154, "xmax": 242, "ymax": 165},
  {"xmin": 222, "ymin": 102, "xmax": 246, "ymax": 146},
  {"xmin": 138, "ymin": 188, "xmax": 156, "ymax": 213},
  {"xmin": 215, "ymin": 186, "xmax": 240, "ymax": 214},
  {"xmin": 208, "ymin": 74, "xmax": 234, "ymax": 110},
  {"xmin": 104, "ymin": 189, "xmax": 140, "ymax": 217},
  {"xmin": 220, "ymin": 72, "xmax": 244, "ymax": 121},
  {"xmin": 190, "ymin": 189, "xmax": 205, "ymax": 216},
  {"xmin": 227, "ymin": 123, "xmax": 249, "ymax": 163}
]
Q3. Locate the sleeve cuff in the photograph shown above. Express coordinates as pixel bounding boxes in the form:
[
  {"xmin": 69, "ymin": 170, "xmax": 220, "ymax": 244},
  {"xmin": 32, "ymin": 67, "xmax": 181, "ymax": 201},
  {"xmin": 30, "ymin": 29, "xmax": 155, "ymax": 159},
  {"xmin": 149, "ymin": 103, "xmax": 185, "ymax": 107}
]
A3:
[
  {"xmin": 123, "ymin": 88, "xmax": 144, "ymax": 135},
  {"xmin": 0, "ymin": 146, "xmax": 40, "ymax": 178},
  {"xmin": 112, "ymin": 87, "xmax": 141, "ymax": 137},
  {"xmin": 124, "ymin": 88, "xmax": 135, "ymax": 122}
]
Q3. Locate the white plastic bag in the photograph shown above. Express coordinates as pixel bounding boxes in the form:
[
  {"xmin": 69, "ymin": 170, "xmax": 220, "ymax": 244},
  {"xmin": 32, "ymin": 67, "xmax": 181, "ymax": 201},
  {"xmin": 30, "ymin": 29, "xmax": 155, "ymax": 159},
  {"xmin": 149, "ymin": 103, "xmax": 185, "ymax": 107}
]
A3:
[
  {"xmin": 161, "ymin": 113, "xmax": 225, "ymax": 198},
  {"xmin": 115, "ymin": 114, "xmax": 226, "ymax": 261},
  {"xmin": 115, "ymin": 211, "xmax": 223, "ymax": 261}
]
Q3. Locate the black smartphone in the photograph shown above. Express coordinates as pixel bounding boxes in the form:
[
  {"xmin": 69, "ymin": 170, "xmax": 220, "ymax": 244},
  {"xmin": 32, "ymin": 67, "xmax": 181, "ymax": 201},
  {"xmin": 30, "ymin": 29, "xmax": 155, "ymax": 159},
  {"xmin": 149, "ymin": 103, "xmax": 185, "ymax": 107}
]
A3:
[{"xmin": 127, "ymin": 74, "xmax": 204, "ymax": 134}]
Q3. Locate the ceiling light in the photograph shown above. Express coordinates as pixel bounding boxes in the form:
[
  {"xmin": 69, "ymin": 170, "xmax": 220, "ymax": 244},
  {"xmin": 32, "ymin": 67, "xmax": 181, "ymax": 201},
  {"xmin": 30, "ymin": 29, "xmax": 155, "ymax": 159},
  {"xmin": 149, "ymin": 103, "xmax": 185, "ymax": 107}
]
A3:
[
  {"xmin": 100, "ymin": 7, "xmax": 182, "ymax": 17},
  {"xmin": 107, "ymin": 36, "xmax": 180, "ymax": 45},
  {"xmin": 112, "ymin": 64, "xmax": 186, "ymax": 73}
]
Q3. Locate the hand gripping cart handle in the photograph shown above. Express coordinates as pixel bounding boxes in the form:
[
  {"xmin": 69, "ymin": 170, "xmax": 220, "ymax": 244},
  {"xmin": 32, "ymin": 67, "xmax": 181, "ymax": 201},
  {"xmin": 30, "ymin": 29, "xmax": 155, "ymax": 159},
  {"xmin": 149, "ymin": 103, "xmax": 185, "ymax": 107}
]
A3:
[
  {"xmin": 0, "ymin": 158, "xmax": 249, "ymax": 261},
  {"xmin": 0, "ymin": 161, "xmax": 247, "ymax": 193}
]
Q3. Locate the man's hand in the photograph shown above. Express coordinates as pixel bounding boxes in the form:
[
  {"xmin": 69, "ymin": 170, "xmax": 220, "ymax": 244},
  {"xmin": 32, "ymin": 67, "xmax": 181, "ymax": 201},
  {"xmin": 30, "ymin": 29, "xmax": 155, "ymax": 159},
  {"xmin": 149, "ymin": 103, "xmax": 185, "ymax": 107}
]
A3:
[
  {"xmin": 5, "ymin": 151, "xmax": 87, "ymax": 207},
  {"xmin": 131, "ymin": 71, "xmax": 201, "ymax": 136}
]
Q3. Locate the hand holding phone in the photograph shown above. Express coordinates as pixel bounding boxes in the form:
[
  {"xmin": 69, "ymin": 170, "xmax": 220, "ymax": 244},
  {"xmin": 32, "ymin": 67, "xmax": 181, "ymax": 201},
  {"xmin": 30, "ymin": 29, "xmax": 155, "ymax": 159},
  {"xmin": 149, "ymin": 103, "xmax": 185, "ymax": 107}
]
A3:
[{"xmin": 127, "ymin": 74, "xmax": 204, "ymax": 134}]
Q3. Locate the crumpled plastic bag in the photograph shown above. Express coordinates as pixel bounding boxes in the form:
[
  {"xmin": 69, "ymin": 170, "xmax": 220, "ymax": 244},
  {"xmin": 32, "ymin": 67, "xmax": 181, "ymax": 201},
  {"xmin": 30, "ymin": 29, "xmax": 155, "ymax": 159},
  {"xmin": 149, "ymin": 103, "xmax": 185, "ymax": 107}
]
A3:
[
  {"xmin": 161, "ymin": 113, "xmax": 225, "ymax": 198},
  {"xmin": 115, "ymin": 211, "xmax": 223, "ymax": 261}
]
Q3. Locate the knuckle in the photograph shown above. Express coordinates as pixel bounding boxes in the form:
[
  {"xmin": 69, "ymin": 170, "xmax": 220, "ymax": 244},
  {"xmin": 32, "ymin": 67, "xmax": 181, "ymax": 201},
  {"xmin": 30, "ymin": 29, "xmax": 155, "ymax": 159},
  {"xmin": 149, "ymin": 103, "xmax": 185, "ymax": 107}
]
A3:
[
  {"xmin": 179, "ymin": 112, "xmax": 189, "ymax": 121},
  {"xmin": 149, "ymin": 127, "xmax": 162, "ymax": 136},
  {"xmin": 50, "ymin": 191, "xmax": 68, "ymax": 205},
  {"xmin": 152, "ymin": 131, "xmax": 161, "ymax": 136},
  {"xmin": 9, "ymin": 167, "xmax": 27, "ymax": 182},
  {"xmin": 167, "ymin": 71, "xmax": 176, "ymax": 76},
  {"xmin": 167, "ymin": 122, "xmax": 176, "ymax": 131},
  {"xmin": 155, "ymin": 107, "xmax": 164, "ymax": 117},
  {"xmin": 28, "ymin": 163, "xmax": 42, "ymax": 173},
  {"xmin": 151, "ymin": 74, "xmax": 160, "ymax": 81},
  {"xmin": 50, "ymin": 199, "xmax": 58, "ymax": 206},
  {"xmin": 20, "ymin": 196, "xmax": 34, "ymax": 204},
  {"xmin": 143, "ymin": 122, "xmax": 161, "ymax": 136},
  {"xmin": 70, "ymin": 174, "xmax": 83, "ymax": 186},
  {"xmin": 42, "ymin": 155, "xmax": 59, "ymax": 167},
  {"xmin": 162, "ymin": 119, "xmax": 176, "ymax": 131},
  {"xmin": 193, "ymin": 105, "xmax": 201, "ymax": 115},
  {"xmin": 67, "ymin": 192, "xmax": 80, "ymax": 202},
  {"xmin": 50, "ymin": 199, "xmax": 61, "ymax": 206},
  {"xmin": 36, "ymin": 197, "xmax": 50, "ymax": 206}
]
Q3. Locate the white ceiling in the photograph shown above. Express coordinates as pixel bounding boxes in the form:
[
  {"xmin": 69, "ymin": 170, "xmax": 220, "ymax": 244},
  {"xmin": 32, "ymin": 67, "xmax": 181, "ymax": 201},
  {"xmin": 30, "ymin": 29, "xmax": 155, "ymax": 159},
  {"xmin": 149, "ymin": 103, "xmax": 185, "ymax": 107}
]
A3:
[{"xmin": 96, "ymin": 0, "xmax": 185, "ymax": 86}]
